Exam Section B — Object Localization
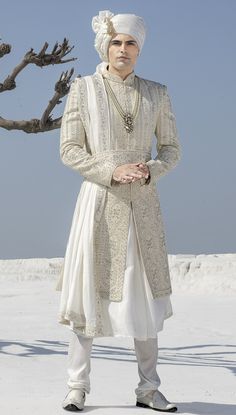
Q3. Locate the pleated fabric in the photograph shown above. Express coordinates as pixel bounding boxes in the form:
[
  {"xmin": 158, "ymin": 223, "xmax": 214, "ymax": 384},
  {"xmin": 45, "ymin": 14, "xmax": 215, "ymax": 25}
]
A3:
[{"xmin": 60, "ymin": 180, "xmax": 172, "ymax": 339}]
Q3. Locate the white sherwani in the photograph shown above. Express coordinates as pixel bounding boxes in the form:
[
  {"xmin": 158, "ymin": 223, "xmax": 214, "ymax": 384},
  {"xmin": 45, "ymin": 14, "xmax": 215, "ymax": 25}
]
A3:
[{"xmin": 58, "ymin": 63, "xmax": 180, "ymax": 338}]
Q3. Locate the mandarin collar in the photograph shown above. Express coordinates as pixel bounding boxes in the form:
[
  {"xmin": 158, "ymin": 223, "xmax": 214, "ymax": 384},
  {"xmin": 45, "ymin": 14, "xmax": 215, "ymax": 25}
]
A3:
[{"xmin": 100, "ymin": 65, "xmax": 136, "ymax": 86}]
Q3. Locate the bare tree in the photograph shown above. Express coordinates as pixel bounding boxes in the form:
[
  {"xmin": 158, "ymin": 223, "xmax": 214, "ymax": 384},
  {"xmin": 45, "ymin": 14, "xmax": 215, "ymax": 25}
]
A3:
[{"xmin": 0, "ymin": 38, "xmax": 77, "ymax": 133}]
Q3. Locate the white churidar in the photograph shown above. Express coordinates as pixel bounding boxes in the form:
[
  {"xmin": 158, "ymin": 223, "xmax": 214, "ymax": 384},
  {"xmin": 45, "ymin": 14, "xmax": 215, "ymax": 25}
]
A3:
[{"xmin": 67, "ymin": 333, "xmax": 161, "ymax": 396}]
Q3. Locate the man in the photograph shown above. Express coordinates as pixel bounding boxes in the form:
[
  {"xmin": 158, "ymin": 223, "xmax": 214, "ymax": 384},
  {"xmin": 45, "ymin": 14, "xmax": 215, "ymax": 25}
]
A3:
[{"xmin": 58, "ymin": 10, "xmax": 180, "ymax": 412}]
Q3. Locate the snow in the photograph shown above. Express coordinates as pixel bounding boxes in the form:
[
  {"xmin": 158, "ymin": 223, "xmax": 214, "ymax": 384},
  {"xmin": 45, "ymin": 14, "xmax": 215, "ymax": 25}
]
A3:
[
  {"xmin": 1, "ymin": 255, "xmax": 236, "ymax": 414},
  {"xmin": 1, "ymin": 254, "xmax": 236, "ymax": 294},
  {"xmin": 169, "ymin": 254, "xmax": 236, "ymax": 294}
]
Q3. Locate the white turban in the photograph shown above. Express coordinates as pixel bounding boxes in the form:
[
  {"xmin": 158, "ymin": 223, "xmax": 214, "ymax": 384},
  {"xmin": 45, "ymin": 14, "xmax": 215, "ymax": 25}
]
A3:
[{"xmin": 92, "ymin": 10, "xmax": 146, "ymax": 62}]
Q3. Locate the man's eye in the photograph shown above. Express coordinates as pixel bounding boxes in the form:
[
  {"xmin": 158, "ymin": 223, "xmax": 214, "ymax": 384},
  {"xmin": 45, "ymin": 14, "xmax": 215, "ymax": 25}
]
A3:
[{"xmin": 111, "ymin": 41, "xmax": 120, "ymax": 45}]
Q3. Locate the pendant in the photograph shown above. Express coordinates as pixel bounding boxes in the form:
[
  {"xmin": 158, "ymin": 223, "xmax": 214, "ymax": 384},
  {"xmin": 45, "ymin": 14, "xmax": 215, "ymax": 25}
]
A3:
[{"xmin": 124, "ymin": 113, "xmax": 134, "ymax": 133}]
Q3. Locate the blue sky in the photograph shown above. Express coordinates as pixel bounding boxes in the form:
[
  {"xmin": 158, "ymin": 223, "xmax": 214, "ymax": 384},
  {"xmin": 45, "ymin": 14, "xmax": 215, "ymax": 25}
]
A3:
[{"xmin": 0, "ymin": 0, "xmax": 235, "ymax": 258}]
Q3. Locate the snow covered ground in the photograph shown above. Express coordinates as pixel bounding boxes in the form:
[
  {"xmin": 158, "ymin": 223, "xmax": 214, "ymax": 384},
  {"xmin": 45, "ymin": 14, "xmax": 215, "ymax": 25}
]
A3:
[{"xmin": 0, "ymin": 255, "xmax": 235, "ymax": 414}]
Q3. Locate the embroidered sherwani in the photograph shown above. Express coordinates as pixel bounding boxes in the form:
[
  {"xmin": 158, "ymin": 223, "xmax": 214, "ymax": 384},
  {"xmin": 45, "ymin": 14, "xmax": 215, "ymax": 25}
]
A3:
[{"xmin": 58, "ymin": 63, "xmax": 180, "ymax": 337}]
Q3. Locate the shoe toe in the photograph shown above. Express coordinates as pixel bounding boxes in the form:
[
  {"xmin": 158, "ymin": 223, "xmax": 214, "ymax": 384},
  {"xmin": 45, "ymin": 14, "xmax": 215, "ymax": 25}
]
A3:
[
  {"xmin": 62, "ymin": 389, "xmax": 85, "ymax": 412},
  {"xmin": 154, "ymin": 391, "xmax": 177, "ymax": 412},
  {"xmin": 64, "ymin": 403, "xmax": 82, "ymax": 412},
  {"xmin": 137, "ymin": 390, "xmax": 177, "ymax": 412},
  {"xmin": 165, "ymin": 403, "xmax": 178, "ymax": 412}
]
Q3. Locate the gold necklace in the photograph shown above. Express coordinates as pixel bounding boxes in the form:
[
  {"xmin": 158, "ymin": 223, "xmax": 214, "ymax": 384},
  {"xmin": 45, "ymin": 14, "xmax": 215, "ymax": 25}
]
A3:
[{"xmin": 103, "ymin": 76, "xmax": 140, "ymax": 134}]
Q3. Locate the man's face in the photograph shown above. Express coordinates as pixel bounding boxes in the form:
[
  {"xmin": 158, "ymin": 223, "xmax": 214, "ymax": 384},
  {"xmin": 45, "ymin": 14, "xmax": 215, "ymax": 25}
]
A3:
[{"xmin": 108, "ymin": 33, "xmax": 139, "ymax": 75}]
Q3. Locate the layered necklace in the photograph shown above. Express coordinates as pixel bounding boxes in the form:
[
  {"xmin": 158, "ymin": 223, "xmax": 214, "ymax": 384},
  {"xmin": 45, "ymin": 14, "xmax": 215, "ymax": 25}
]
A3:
[{"xmin": 103, "ymin": 75, "xmax": 141, "ymax": 134}]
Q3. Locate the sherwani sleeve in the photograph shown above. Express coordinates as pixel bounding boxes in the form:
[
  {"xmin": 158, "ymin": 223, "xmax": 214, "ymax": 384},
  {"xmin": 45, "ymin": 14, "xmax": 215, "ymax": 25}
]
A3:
[
  {"xmin": 60, "ymin": 79, "xmax": 117, "ymax": 188},
  {"xmin": 146, "ymin": 85, "xmax": 181, "ymax": 184}
]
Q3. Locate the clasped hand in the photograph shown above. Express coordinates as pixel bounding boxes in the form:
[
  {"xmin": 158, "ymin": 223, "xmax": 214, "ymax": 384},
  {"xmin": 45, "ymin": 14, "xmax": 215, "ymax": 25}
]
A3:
[{"xmin": 112, "ymin": 163, "xmax": 150, "ymax": 184}]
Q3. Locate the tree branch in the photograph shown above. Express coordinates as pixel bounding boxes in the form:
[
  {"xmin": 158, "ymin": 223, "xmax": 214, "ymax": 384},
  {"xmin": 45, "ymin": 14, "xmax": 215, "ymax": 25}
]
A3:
[
  {"xmin": 24, "ymin": 38, "xmax": 76, "ymax": 66},
  {"xmin": 0, "ymin": 116, "xmax": 62, "ymax": 133},
  {"xmin": 0, "ymin": 71, "xmax": 79, "ymax": 133},
  {"xmin": 0, "ymin": 38, "xmax": 77, "ymax": 93},
  {"xmin": 0, "ymin": 38, "xmax": 77, "ymax": 133},
  {"xmin": 40, "ymin": 68, "xmax": 75, "ymax": 128},
  {"xmin": 0, "ymin": 42, "xmax": 11, "ymax": 58}
]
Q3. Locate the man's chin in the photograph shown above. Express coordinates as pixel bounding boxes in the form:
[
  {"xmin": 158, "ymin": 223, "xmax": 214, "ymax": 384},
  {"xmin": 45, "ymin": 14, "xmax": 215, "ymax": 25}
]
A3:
[{"xmin": 115, "ymin": 62, "xmax": 132, "ymax": 69}]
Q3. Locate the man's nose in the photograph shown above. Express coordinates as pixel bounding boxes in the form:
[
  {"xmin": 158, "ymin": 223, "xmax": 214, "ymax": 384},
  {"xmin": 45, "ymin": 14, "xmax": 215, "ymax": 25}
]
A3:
[{"xmin": 120, "ymin": 43, "xmax": 127, "ymax": 53}]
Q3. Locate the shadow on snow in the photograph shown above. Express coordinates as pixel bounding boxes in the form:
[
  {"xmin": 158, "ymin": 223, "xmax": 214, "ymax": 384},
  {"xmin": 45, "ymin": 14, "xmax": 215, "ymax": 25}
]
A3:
[
  {"xmin": 83, "ymin": 402, "xmax": 236, "ymax": 414},
  {"xmin": 0, "ymin": 339, "xmax": 235, "ymax": 376}
]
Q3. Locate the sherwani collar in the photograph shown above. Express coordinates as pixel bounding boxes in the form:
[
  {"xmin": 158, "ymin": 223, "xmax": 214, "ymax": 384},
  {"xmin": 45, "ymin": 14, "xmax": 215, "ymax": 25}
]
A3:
[{"xmin": 96, "ymin": 62, "xmax": 136, "ymax": 86}]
